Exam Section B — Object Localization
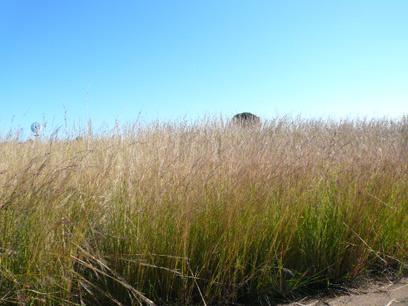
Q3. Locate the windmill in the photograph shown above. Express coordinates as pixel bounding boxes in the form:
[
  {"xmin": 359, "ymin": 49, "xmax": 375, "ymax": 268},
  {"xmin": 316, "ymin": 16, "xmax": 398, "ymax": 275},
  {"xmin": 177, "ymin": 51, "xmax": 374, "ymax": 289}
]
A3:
[{"xmin": 31, "ymin": 122, "xmax": 42, "ymax": 137}]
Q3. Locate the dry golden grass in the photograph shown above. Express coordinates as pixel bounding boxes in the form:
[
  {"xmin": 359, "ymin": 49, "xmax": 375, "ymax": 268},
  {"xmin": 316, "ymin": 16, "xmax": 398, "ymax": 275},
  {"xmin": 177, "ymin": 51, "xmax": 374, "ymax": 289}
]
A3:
[{"xmin": 0, "ymin": 117, "xmax": 407, "ymax": 305}]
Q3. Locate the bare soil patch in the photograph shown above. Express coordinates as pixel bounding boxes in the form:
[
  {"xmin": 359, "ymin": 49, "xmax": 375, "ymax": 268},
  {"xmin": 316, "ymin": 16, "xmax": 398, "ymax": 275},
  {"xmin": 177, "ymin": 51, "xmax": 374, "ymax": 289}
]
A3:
[{"xmin": 280, "ymin": 278, "xmax": 408, "ymax": 306}]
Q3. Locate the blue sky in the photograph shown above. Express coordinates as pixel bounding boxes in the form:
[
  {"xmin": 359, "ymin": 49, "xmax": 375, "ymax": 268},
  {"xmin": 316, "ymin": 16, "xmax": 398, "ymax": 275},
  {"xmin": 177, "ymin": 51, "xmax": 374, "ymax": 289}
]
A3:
[{"xmin": 1, "ymin": 0, "xmax": 407, "ymax": 135}]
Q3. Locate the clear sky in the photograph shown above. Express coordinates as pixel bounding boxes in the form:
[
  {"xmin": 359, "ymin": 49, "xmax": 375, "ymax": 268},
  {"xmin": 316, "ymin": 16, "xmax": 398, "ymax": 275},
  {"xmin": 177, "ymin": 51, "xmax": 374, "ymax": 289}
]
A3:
[{"xmin": 1, "ymin": 0, "xmax": 407, "ymax": 135}]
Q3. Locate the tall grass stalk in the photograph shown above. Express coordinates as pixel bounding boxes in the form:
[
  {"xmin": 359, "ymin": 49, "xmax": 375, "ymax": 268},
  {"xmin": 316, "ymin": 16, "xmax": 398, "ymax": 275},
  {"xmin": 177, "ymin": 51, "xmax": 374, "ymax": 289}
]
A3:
[{"xmin": 0, "ymin": 117, "xmax": 407, "ymax": 305}]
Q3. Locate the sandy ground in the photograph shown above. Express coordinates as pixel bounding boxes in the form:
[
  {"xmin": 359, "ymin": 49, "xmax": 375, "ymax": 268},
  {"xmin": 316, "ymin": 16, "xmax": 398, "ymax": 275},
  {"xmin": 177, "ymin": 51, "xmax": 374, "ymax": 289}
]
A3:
[{"xmin": 280, "ymin": 278, "xmax": 408, "ymax": 306}]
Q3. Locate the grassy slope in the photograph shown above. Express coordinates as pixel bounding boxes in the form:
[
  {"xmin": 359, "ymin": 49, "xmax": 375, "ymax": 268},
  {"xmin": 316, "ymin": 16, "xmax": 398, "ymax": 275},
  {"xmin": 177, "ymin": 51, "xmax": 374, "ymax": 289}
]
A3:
[{"xmin": 0, "ymin": 118, "xmax": 407, "ymax": 305}]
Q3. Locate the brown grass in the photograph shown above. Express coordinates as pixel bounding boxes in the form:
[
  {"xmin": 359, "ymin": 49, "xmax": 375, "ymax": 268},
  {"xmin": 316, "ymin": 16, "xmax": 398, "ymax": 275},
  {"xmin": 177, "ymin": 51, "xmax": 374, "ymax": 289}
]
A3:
[{"xmin": 0, "ymin": 116, "xmax": 407, "ymax": 305}]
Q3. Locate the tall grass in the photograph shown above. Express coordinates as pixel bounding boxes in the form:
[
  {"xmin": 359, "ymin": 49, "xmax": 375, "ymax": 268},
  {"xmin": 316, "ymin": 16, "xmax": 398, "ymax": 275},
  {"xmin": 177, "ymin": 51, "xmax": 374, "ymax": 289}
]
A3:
[{"xmin": 0, "ymin": 117, "xmax": 407, "ymax": 305}]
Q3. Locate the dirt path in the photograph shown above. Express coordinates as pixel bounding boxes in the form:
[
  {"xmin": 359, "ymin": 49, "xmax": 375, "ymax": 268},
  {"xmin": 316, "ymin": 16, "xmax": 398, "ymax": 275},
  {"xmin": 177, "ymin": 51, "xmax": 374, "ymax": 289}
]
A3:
[{"xmin": 280, "ymin": 278, "xmax": 408, "ymax": 306}]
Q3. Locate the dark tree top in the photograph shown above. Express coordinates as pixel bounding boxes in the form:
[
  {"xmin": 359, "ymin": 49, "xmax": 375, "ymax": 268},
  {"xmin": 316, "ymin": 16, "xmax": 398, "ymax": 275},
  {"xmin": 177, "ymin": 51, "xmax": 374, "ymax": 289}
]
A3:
[{"xmin": 232, "ymin": 112, "xmax": 260, "ymax": 126}]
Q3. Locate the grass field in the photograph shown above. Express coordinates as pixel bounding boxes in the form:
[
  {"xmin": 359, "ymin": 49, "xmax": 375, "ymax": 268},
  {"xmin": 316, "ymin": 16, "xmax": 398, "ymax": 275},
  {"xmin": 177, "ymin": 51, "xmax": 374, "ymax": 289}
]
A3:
[{"xmin": 0, "ymin": 117, "xmax": 407, "ymax": 305}]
